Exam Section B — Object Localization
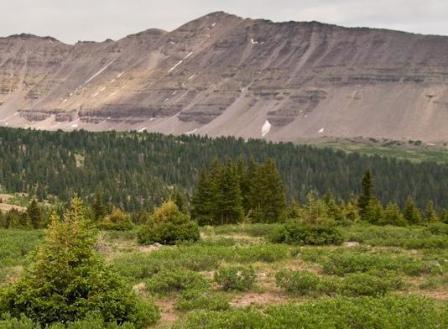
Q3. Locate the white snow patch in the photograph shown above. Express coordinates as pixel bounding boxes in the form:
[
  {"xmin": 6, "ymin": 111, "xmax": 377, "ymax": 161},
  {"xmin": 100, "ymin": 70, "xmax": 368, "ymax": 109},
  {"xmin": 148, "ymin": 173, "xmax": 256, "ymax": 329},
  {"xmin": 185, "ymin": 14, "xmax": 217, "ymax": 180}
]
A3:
[
  {"xmin": 187, "ymin": 74, "xmax": 195, "ymax": 80},
  {"xmin": 318, "ymin": 128, "xmax": 325, "ymax": 134},
  {"xmin": 116, "ymin": 72, "xmax": 124, "ymax": 78},
  {"xmin": 99, "ymin": 86, "xmax": 106, "ymax": 92},
  {"xmin": 110, "ymin": 79, "xmax": 116, "ymax": 83},
  {"xmin": 169, "ymin": 41, "xmax": 176, "ymax": 45},
  {"xmin": 168, "ymin": 52, "xmax": 194, "ymax": 73},
  {"xmin": 250, "ymin": 38, "xmax": 259, "ymax": 45},
  {"xmin": 149, "ymin": 118, "xmax": 155, "ymax": 121},
  {"xmin": 163, "ymin": 98, "xmax": 170, "ymax": 103},
  {"xmin": 107, "ymin": 117, "xmax": 111, "ymax": 120},
  {"xmin": 168, "ymin": 60, "xmax": 183, "ymax": 73},
  {"xmin": 186, "ymin": 128, "xmax": 198, "ymax": 135},
  {"xmin": 211, "ymin": 22, "xmax": 216, "ymax": 27},
  {"xmin": 84, "ymin": 60, "xmax": 116, "ymax": 85},
  {"xmin": 71, "ymin": 123, "xmax": 78, "ymax": 128},
  {"xmin": 62, "ymin": 98, "xmax": 68, "ymax": 103},
  {"xmin": 138, "ymin": 127, "xmax": 147, "ymax": 132},
  {"xmin": 261, "ymin": 120, "xmax": 272, "ymax": 137}
]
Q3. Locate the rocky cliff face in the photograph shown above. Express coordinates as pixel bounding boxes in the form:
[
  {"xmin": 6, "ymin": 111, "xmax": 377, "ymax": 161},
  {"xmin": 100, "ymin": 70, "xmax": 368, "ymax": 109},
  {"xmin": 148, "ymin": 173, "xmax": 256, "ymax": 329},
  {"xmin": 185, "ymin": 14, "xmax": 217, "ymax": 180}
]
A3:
[{"xmin": 2, "ymin": 12, "xmax": 448, "ymax": 142}]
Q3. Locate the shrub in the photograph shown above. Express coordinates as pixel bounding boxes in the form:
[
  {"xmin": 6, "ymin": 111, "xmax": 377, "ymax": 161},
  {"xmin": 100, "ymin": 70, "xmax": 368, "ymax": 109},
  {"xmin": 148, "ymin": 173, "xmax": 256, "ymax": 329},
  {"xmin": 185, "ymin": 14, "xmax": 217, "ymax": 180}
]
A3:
[
  {"xmin": 275, "ymin": 270, "xmax": 321, "ymax": 295},
  {"xmin": 137, "ymin": 201, "xmax": 199, "ymax": 245},
  {"xmin": 214, "ymin": 265, "xmax": 256, "ymax": 291},
  {"xmin": 0, "ymin": 198, "xmax": 159, "ymax": 328},
  {"xmin": 270, "ymin": 220, "xmax": 343, "ymax": 246},
  {"xmin": 176, "ymin": 289, "xmax": 230, "ymax": 311},
  {"xmin": 276, "ymin": 270, "xmax": 402, "ymax": 297},
  {"xmin": 340, "ymin": 272, "xmax": 402, "ymax": 296},
  {"xmin": 175, "ymin": 296, "xmax": 448, "ymax": 329},
  {"xmin": 98, "ymin": 208, "xmax": 133, "ymax": 231},
  {"xmin": 321, "ymin": 251, "xmax": 440, "ymax": 276},
  {"xmin": 146, "ymin": 269, "xmax": 209, "ymax": 295},
  {"xmin": 0, "ymin": 313, "xmax": 138, "ymax": 328}
]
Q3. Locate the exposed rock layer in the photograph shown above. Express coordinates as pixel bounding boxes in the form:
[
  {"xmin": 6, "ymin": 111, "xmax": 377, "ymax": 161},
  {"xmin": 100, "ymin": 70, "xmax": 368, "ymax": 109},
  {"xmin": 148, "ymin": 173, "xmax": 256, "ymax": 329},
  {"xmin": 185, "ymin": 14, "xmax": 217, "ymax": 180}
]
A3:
[{"xmin": 2, "ymin": 12, "xmax": 448, "ymax": 142}]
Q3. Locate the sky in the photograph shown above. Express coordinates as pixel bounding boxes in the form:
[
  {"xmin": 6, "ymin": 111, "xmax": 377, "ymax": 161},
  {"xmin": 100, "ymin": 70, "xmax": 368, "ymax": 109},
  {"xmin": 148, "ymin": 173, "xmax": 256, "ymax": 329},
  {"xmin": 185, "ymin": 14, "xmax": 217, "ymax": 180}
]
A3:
[{"xmin": 2, "ymin": 0, "xmax": 448, "ymax": 44}]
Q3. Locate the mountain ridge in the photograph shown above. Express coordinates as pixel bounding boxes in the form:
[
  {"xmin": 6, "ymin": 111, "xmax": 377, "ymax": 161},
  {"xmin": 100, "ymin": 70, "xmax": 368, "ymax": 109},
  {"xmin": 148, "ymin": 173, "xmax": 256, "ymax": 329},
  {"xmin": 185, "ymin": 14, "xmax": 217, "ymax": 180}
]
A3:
[{"xmin": 1, "ymin": 12, "xmax": 448, "ymax": 142}]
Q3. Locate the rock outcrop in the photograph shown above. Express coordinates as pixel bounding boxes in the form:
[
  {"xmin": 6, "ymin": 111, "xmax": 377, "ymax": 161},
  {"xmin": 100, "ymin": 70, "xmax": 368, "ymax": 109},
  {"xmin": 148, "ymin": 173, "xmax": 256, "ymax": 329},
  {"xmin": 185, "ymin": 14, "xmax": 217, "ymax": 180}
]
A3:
[{"xmin": 2, "ymin": 12, "xmax": 448, "ymax": 142}]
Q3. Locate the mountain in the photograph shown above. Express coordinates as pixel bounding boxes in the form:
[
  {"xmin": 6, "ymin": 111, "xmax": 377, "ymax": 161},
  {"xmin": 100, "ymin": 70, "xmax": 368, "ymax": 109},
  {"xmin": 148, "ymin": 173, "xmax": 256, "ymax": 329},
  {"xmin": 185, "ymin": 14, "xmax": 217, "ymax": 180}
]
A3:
[{"xmin": 1, "ymin": 12, "xmax": 448, "ymax": 142}]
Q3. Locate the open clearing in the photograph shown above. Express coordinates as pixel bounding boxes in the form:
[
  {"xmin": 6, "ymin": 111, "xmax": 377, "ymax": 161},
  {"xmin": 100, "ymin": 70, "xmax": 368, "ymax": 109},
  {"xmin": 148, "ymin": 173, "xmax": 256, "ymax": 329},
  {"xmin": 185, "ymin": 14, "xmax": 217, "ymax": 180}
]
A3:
[{"xmin": 1, "ymin": 224, "xmax": 447, "ymax": 328}]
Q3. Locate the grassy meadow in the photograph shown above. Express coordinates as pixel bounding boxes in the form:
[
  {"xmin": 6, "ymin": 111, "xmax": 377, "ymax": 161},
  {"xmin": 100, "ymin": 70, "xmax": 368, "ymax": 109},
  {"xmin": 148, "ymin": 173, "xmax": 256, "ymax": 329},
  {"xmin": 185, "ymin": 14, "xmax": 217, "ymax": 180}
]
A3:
[{"xmin": 1, "ymin": 224, "xmax": 447, "ymax": 328}]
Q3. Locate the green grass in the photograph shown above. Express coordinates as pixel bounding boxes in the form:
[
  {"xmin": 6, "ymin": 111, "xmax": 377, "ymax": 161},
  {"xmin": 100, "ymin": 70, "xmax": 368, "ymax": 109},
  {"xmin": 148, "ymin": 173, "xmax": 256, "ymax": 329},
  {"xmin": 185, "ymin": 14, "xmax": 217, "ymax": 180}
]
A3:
[
  {"xmin": 0, "ymin": 223, "xmax": 447, "ymax": 328},
  {"xmin": 313, "ymin": 139, "xmax": 448, "ymax": 163}
]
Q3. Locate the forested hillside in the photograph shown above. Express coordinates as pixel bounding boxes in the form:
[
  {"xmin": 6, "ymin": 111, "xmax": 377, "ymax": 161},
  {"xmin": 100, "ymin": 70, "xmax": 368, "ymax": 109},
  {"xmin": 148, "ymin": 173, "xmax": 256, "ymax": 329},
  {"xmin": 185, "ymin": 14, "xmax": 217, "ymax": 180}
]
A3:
[{"xmin": 1, "ymin": 127, "xmax": 448, "ymax": 211}]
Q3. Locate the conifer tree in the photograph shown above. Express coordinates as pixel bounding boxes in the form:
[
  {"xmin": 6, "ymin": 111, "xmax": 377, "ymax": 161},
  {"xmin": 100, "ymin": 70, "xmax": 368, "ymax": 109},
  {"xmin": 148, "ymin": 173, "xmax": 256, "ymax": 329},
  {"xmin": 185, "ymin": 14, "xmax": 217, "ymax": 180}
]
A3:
[
  {"xmin": 358, "ymin": 170, "xmax": 374, "ymax": 219},
  {"xmin": 403, "ymin": 197, "xmax": 422, "ymax": 225},
  {"xmin": 382, "ymin": 202, "xmax": 407, "ymax": 226},
  {"xmin": 424, "ymin": 201, "xmax": 439, "ymax": 223},
  {"xmin": 440, "ymin": 209, "xmax": 448, "ymax": 224},
  {"xmin": 26, "ymin": 199, "xmax": 43, "ymax": 229},
  {"xmin": 92, "ymin": 191, "xmax": 107, "ymax": 222},
  {"xmin": 363, "ymin": 198, "xmax": 384, "ymax": 225},
  {"xmin": 0, "ymin": 197, "xmax": 159, "ymax": 327},
  {"xmin": 247, "ymin": 159, "xmax": 286, "ymax": 223},
  {"xmin": 215, "ymin": 163, "xmax": 244, "ymax": 224},
  {"xmin": 191, "ymin": 170, "xmax": 216, "ymax": 225}
]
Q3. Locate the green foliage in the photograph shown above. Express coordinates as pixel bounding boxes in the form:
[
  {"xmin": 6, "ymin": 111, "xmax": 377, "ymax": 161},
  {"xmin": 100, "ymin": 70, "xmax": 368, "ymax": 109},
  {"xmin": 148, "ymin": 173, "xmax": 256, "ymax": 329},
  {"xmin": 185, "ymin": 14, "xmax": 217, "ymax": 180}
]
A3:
[
  {"xmin": 113, "ymin": 242, "xmax": 288, "ymax": 284},
  {"xmin": 26, "ymin": 199, "xmax": 45, "ymax": 229},
  {"xmin": 275, "ymin": 270, "xmax": 402, "ymax": 297},
  {"xmin": 146, "ymin": 269, "xmax": 209, "ymax": 295},
  {"xmin": 192, "ymin": 159, "xmax": 286, "ymax": 225},
  {"xmin": 318, "ymin": 250, "xmax": 441, "ymax": 276},
  {"xmin": 92, "ymin": 192, "xmax": 107, "ymax": 222},
  {"xmin": 137, "ymin": 201, "xmax": 199, "ymax": 245},
  {"xmin": 98, "ymin": 208, "xmax": 133, "ymax": 231},
  {"xmin": 275, "ymin": 270, "xmax": 321, "ymax": 295},
  {"xmin": 381, "ymin": 202, "xmax": 407, "ymax": 226},
  {"xmin": 175, "ymin": 296, "xmax": 448, "ymax": 329},
  {"xmin": 404, "ymin": 197, "xmax": 422, "ymax": 224},
  {"xmin": 176, "ymin": 289, "xmax": 230, "ymax": 312},
  {"xmin": 0, "ymin": 198, "xmax": 159, "ymax": 328},
  {"xmin": 270, "ymin": 221, "xmax": 343, "ymax": 246},
  {"xmin": 214, "ymin": 265, "xmax": 256, "ymax": 291},
  {"xmin": 0, "ymin": 206, "xmax": 44, "ymax": 229},
  {"xmin": 2, "ymin": 127, "xmax": 448, "ymax": 212},
  {"xmin": 344, "ymin": 224, "xmax": 448, "ymax": 249},
  {"xmin": 339, "ymin": 272, "xmax": 402, "ymax": 296},
  {"xmin": 424, "ymin": 201, "xmax": 439, "ymax": 223},
  {"xmin": 358, "ymin": 169, "xmax": 374, "ymax": 219},
  {"xmin": 0, "ymin": 313, "xmax": 137, "ymax": 328}
]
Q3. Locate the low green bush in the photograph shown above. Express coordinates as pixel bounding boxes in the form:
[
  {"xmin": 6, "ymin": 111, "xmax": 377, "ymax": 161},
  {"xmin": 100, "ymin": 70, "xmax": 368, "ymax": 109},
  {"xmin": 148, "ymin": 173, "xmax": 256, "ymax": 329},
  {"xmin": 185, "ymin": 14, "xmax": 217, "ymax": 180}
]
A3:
[
  {"xmin": 137, "ymin": 201, "xmax": 200, "ymax": 245},
  {"xmin": 340, "ymin": 272, "xmax": 402, "ymax": 296},
  {"xmin": 275, "ymin": 270, "xmax": 321, "ymax": 295},
  {"xmin": 275, "ymin": 270, "xmax": 402, "ymax": 297},
  {"xmin": 113, "ymin": 243, "xmax": 288, "ymax": 282},
  {"xmin": 98, "ymin": 208, "xmax": 133, "ymax": 231},
  {"xmin": 175, "ymin": 296, "xmax": 448, "ymax": 329},
  {"xmin": 270, "ymin": 221, "xmax": 343, "ymax": 246},
  {"xmin": 319, "ymin": 251, "xmax": 440, "ymax": 276},
  {"xmin": 176, "ymin": 289, "xmax": 230, "ymax": 311},
  {"xmin": 146, "ymin": 269, "xmax": 208, "ymax": 295},
  {"xmin": 214, "ymin": 265, "xmax": 256, "ymax": 291},
  {"xmin": 0, "ymin": 313, "xmax": 137, "ymax": 328}
]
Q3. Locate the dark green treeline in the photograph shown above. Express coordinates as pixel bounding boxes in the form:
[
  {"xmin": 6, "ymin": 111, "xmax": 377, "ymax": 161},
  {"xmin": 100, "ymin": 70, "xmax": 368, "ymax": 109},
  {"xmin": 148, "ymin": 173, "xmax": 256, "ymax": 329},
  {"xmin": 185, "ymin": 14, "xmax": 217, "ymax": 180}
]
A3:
[{"xmin": 1, "ymin": 127, "xmax": 448, "ymax": 211}]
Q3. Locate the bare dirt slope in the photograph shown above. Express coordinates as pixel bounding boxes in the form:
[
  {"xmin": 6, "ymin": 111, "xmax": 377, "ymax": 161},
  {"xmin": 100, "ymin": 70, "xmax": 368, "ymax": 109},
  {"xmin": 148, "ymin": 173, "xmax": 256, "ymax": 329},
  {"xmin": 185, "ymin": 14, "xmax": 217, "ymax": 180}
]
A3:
[{"xmin": 2, "ymin": 12, "xmax": 448, "ymax": 142}]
